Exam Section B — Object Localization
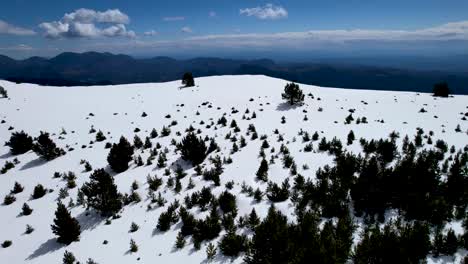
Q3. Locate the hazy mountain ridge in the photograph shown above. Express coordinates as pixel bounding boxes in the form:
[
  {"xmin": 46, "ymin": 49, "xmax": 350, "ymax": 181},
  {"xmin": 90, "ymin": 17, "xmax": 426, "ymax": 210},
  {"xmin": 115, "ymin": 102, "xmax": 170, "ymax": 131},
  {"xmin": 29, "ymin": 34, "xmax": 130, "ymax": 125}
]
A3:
[{"xmin": 1, "ymin": 52, "xmax": 467, "ymax": 94}]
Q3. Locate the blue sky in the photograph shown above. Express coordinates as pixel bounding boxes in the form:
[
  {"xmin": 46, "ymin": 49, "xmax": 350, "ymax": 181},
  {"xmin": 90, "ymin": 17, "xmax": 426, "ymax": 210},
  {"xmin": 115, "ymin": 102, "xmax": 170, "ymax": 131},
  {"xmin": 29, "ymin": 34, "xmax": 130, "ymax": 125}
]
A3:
[{"xmin": 1, "ymin": 0, "xmax": 468, "ymax": 59}]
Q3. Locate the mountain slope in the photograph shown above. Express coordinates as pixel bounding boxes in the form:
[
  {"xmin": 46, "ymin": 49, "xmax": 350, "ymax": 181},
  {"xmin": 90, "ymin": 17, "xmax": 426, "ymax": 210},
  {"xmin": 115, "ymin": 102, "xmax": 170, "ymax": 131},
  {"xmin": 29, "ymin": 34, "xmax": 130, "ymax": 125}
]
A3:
[
  {"xmin": 0, "ymin": 75, "xmax": 467, "ymax": 264},
  {"xmin": 1, "ymin": 52, "xmax": 468, "ymax": 94}
]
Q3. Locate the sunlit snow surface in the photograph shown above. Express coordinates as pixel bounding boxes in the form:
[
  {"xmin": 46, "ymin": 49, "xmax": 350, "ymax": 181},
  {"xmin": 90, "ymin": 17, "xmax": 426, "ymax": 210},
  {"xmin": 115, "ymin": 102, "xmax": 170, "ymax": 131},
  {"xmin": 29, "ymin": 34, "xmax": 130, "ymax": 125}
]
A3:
[{"xmin": 0, "ymin": 75, "xmax": 466, "ymax": 263}]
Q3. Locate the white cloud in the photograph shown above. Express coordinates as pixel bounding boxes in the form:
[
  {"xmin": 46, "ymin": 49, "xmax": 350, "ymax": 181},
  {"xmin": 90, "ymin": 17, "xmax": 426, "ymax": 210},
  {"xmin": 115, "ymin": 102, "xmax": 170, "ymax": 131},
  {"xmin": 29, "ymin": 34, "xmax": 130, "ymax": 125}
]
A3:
[
  {"xmin": 63, "ymin": 8, "xmax": 129, "ymax": 24},
  {"xmin": 240, "ymin": 4, "xmax": 288, "ymax": 20},
  {"xmin": 163, "ymin": 16, "xmax": 185, "ymax": 22},
  {"xmin": 75, "ymin": 20, "xmax": 468, "ymax": 57},
  {"xmin": 181, "ymin": 26, "xmax": 192, "ymax": 33},
  {"xmin": 39, "ymin": 8, "xmax": 135, "ymax": 39},
  {"xmin": 144, "ymin": 30, "xmax": 158, "ymax": 36},
  {"xmin": 0, "ymin": 20, "xmax": 36, "ymax": 36},
  {"xmin": 0, "ymin": 44, "xmax": 34, "ymax": 51},
  {"xmin": 209, "ymin": 11, "xmax": 217, "ymax": 17}
]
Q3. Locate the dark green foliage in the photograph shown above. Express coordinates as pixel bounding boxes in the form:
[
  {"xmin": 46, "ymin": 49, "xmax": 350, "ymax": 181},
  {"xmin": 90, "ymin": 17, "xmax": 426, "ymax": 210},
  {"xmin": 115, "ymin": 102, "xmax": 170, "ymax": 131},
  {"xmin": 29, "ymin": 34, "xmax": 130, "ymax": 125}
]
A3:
[
  {"xmin": 147, "ymin": 175, "xmax": 162, "ymax": 191},
  {"xmin": 95, "ymin": 130, "xmax": 106, "ymax": 142},
  {"xmin": 2, "ymin": 161, "xmax": 17, "ymax": 174},
  {"xmin": 245, "ymin": 206, "xmax": 290, "ymax": 264},
  {"xmin": 182, "ymin": 72, "xmax": 195, "ymax": 87},
  {"xmin": 3, "ymin": 194, "xmax": 15, "ymax": 205},
  {"xmin": 157, "ymin": 202, "xmax": 179, "ymax": 231},
  {"xmin": 353, "ymin": 220, "xmax": 430, "ymax": 264},
  {"xmin": 433, "ymin": 82, "xmax": 450, "ymax": 97},
  {"xmin": 129, "ymin": 239, "xmax": 138, "ymax": 253},
  {"xmin": 31, "ymin": 184, "xmax": 47, "ymax": 199},
  {"xmin": 133, "ymin": 135, "xmax": 143, "ymax": 149},
  {"xmin": 0, "ymin": 86, "xmax": 7, "ymax": 98},
  {"xmin": 193, "ymin": 206, "xmax": 221, "ymax": 245},
  {"xmin": 175, "ymin": 231, "xmax": 186, "ymax": 249},
  {"xmin": 22, "ymin": 203, "xmax": 33, "ymax": 215},
  {"xmin": 10, "ymin": 181, "xmax": 24, "ymax": 194},
  {"xmin": 219, "ymin": 230, "xmax": 247, "ymax": 257},
  {"xmin": 218, "ymin": 191, "xmax": 237, "ymax": 214},
  {"xmin": 256, "ymin": 158, "xmax": 268, "ymax": 182},
  {"xmin": 32, "ymin": 131, "xmax": 64, "ymax": 160},
  {"xmin": 107, "ymin": 136, "xmax": 134, "ymax": 172},
  {"xmin": 282, "ymin": 82, "xmax": 304, "ymax": 105},
  {"xmin": 81, "ymin": 169, "xmax": 122, "ymax": 216},
  {"xmin": 1, "ymin": 240, "xmax": 12, "ymax": 248},
  {"xmin": 180, "ymin": 208, "xmax": 197, "ymax": 236},
  {"xmin": 179, "ymin": 132, "xmax": 208, "ymax": 165},
  {"xmin": 62, "ymin": 251, "xmax": 76, "ymax": 264},
  {"xmin": 266, "ymin": 179, "xmax": 290, "ymax": 203},
  {"xmin": 347, "ymin": 130, "xmax": 355, "ymax": 145},
  {"xmin": 5, "ymin": 131, "xmax": 33, "ymax": 155},
  {"xmin": 51, "ymin": 202, "xmax": 81, "ymax": 244}
]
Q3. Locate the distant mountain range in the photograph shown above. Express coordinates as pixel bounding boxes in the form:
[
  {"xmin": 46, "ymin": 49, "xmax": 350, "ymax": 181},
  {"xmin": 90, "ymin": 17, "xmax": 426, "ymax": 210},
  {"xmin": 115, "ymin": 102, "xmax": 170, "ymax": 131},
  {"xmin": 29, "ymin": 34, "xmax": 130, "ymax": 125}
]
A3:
[{"xmin": 1, "ymin": 52, "xmax": 467, "ymax": 94}]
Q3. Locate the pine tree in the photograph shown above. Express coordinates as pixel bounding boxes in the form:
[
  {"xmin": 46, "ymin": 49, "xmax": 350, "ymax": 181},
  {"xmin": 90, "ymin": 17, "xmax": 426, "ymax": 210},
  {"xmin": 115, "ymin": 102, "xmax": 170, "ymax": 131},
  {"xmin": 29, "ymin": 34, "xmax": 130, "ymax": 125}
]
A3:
[
  {"xmin": 22, "ymin": 203, "xmax": 33, "ymax": 215},
  {"xmin": 51, "ymin": 202, "xmax": 81, "ymax": 244},
  {"xmin": 248, "ymin": 208, "xmax": 260, "ymax": 229},
  {"xmin": 175, "ymin": 231, "xmax": 186, "ymax": 249},
  {"xmin": 182, "ymin": 72, "xmax": 195, "ymax": 87},
  {"xmin": 179, "ymin": 132, "xmax": 207, "ymax": 165},
  {"xmin": 62, "ymin": 251, "xmax": 76, "ymax": 264},
  {"xmin": 218, "ymin": 191, "xmax": 237, "ymax": 214},
  {"xmin": 347, "ymin": 130, "xmax": 355, "ymax": 145},
  {"xmin": 256, "ymin": 158, "xmax": 269, "ymax": 182},
  {"xmin": 0, "ymin": 86, "xmax": 7, "ymax": 98},
  {"xmin": 107, "ymin": 136, "xmax": 134, "ymax": 173},
  {"xmin": 133, "ymin": 135, "xmax": 143, "ymax": 149},
  {"xmin": 95, "ymin": 130, "xmax": 106, "ymax": 142},
  {"xmin": 81, "ymin": 169, "xmax": 122, "ymax": 216},
  {"xmin": 444, "ymin": 229, "xmax": 459, "ymax": 255},
  {"xmin": 5, "ymin": 131, "xmax": 33, "ymax": 155},
  {"xmin": 32, "ymin": 131, "xmax": 64, "ymax": 160},
  {"xmin": 282, "ymin": 82, "xmax": 304, "ymax": 105},
  {"xmin": 206, "ymin": 242, "xmax": 217, "ymax": 261},
  {"xmin": 219, "ymin": 230, "xmax": 247, "ymax": 257},
  {"xmin": 129, "ymin": 239, "xmax": 138, "ymax": 253}
]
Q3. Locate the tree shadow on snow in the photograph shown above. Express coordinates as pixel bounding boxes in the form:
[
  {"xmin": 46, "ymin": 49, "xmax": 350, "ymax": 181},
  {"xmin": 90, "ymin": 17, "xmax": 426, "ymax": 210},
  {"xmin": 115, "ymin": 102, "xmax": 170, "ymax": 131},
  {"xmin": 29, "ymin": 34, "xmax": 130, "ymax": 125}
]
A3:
[
  {"xmin": 0, "ymin": 151, "xmax": 13, "ymax": 159},
  {"xmin": 26, "ymin": 238, "xmax": 65, "ymax": 260},
  {"xmin": 276, "ymin": 102, "xmax": 303, "ymax": 111},
  {"xmin": 75, "ymin": 210, "xmax": 105, "ymax": 231},
  {"xmin": 20, "ymin": 157, "xmax": 47, "ymax": 171}
]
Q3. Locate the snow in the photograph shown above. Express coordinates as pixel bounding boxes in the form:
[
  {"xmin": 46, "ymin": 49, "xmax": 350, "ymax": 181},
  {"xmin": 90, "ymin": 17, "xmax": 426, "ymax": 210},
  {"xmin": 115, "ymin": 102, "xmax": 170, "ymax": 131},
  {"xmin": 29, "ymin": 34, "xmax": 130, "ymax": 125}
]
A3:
[{"xmin": 0, "ymin": 75, "xmax": 466, "ymax": 263}]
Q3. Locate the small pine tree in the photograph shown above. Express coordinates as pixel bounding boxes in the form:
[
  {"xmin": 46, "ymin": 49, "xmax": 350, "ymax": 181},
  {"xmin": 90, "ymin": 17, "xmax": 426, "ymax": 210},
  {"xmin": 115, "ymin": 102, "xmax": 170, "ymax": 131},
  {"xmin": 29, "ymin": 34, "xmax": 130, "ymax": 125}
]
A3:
[
  {"xmin": 129, "ymin": 222, "xmax": 139, "ymax": 233},
  {"xmin": 62, "ymin": 251, "xmax": 76, "ymax": 264},
  {"xmin": 175, "ymin": 231, "xmax": 186, "ymax": 249},
  {"xmin": 6, "ymin": 131, "xmax": 33, "ymax": 155},
  {"xmin": 206, "ymin": 242, "xmax": 217, "ymax": 261},
  {"xmin": 182, "ymin": 72, "xmax": 195, "ymax": 87},
  {"xmin": 32, "ymin": 131, "xmax": 64, "ymax": 160},
  {"xmin": 25, "ymin": 224, "xmax": 34, "ymax": 234},
  {"xmin": 51, "ymin": 202, "xmax": 81, "ymax": 244},
  {"xmin": 22, "ymin": 203, "xmax": 33, "ymax": 215},
  {"xmin": 0, "ymin": 86, "xmax": 8, "ymax": 98},
  {"xmin": 129, "ymin": 239, "xmax": 138, "ymax": 253},
  {"xmin": 347, "ymin": 130, "xmax": 355, "ymax": 145},
  {"xmin": 256, "ymin": 158, "xmax": 269, "ymax": 182}
]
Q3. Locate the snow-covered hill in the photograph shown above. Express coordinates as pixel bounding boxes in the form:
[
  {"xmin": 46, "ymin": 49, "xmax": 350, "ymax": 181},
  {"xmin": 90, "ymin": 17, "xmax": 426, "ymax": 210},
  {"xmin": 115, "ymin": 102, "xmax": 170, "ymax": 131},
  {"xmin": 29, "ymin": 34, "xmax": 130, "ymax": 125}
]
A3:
[{"xmin": 0, "ymin": 75, "xmax": 466, "ymax": 264}]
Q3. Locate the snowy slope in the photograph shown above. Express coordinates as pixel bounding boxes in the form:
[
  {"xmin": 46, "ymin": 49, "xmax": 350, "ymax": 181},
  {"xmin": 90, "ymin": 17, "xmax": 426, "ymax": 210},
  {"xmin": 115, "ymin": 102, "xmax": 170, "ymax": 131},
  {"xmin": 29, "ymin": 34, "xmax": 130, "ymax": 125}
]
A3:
[{"xmin": 0, "ymin": 75, "xmax": 466, "ymax": 264}]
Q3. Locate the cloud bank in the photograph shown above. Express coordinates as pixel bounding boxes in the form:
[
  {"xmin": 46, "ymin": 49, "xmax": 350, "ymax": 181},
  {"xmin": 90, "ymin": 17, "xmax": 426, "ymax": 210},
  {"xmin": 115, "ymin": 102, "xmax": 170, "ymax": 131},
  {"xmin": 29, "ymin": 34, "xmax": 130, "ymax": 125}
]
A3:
[
  {"xmin": 240, "ymin": 4, "xmax": 288, "ymax": 20},
  {"xmin": 0, "ymin": 20, "xmax": 36, "ymax": 36},
  {"xmin": 39, "ymin": 8, "xmax": 135, "ymax": 39}
]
